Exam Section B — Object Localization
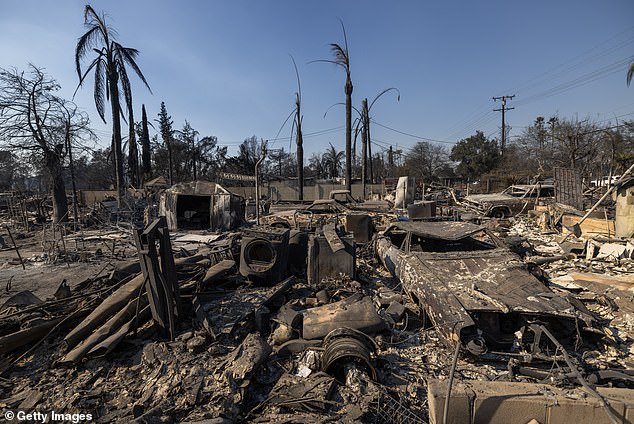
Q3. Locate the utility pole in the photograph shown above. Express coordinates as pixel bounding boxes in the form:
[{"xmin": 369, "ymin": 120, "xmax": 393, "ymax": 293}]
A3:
[
  {"xmin": 255, "ymin": 144, "xmax": 267, "ymax": 225},
  {"xmin": 493, "ymin": 95, "xmax": 515, "ymax": 155}
]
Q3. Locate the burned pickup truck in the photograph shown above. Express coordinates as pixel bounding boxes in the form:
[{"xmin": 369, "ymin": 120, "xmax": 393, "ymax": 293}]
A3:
[
  {"xmin": 262, "ymin": 199, "xmax": 352, "ymax": 231},
  {"xmin": 262, "ymin": 198, "xmax": 391, "ymax": 242},
  {"xmin": 462, "ymin": 183, "xmax": 554, "ymax": 218},
  {"xmin": 376, "ymin": 221, "xmax": 594, "ymax": 356},
  {"xmin": 328, "ymin": 189, "xmax": 392, "ymax": 213}
]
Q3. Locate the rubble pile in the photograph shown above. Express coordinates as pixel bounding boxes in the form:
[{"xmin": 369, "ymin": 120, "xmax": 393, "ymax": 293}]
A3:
[
  {"xmin": 1, "ymin": 187, "xmax": 633, "ymax": 423},
  {"xmin": 0, "ymin": 237, "xmax": 434, "ymax": 422}
]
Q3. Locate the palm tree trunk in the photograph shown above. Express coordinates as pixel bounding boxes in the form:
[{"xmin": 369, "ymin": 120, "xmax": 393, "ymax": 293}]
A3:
[
  {"xmin": 345, "ymin": 77, "xmax": 353, "ymax": 191},
  {"xmin": 108, "ymin": 71, "xmax": 125, "ymax": 207},
  {"xmin": 361, "ymin": 121, "xmax": 367, "ymax": 200},
  {"xmin": 367, "ymin": 116, "xmax": 374, "ymax": 185},
  {"xmin": 296, "ymin": 113, "xmax": 304, "ymax": 201}
]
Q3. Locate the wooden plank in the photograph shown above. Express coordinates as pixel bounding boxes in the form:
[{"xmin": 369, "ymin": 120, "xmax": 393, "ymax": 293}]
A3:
[
  {"xmin": 562, "ymin": 214, "xmax": 615, "ymax": 238},
  {"xmin": 567, "ymin": 272, "xmax": 634, "ymax": 291}
]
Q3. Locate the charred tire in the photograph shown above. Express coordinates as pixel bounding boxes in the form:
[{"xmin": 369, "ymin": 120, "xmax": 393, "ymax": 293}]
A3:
[
  {"xmin": 491, "ymin": 208, "xmax": 508, "ymax": 219},
  {"xmin": 322, "ymin": 327, "xmax": 377, "ymax": 381}
]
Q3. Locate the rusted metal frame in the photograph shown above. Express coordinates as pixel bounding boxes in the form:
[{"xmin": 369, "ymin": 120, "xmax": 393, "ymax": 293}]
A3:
[
  {"xmin": 377, "ymin": 238, "xmax": 477, "ymax": 349},
  {"xmin": 134, "ymin": 217, "xmax": 180, "ymax": 340},
  {"xmin": 323, "ymin": 223, "xmax": 345, "ymax": 253},
  {"xmin": 532, "ymin": 324, "xmax": 621, "ymax": 424},
  {"xmin": 229, "ymin": 276, "xmax": 296, "ymax": 335}
]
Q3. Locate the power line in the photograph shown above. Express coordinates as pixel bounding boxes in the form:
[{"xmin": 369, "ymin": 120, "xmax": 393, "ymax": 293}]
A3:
[
  {"xmin": 513, "ymin": 56, "xmax": 633, "ymax": 107},
  {"xmin": 216, "ymin": 125, "xmax": 345, "ymax": 147},
  {"xmin": 441, "ymin": 27, "xmax": 634, "ymax": 143},
  {"xmin": 371, "ymin": 120, "xmax": 457, "ymax": 145},
  {"xmin": 503, "ymin": 29, "xmax": 634, "ymax": 96}
]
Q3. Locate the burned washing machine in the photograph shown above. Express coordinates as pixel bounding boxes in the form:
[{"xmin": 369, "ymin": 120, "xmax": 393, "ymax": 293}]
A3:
[{"xmin": 240, "ymin": 226, "xmax": 290, "ymax": 285}]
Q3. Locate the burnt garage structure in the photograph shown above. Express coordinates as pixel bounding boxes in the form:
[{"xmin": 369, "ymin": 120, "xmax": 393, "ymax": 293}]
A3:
[{"xmin": 159, "ymin": 181, "xmax": 244, "ymax": 231}]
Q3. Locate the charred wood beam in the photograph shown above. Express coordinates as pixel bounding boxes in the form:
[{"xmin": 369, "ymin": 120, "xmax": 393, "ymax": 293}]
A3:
[{"xmin": 134, "ymin": 217, "xmax": 181, "ymax": 341}]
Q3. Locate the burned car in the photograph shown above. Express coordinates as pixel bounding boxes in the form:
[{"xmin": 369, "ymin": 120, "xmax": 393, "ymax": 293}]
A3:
[
  {"xmin": 327, "ymin": 189, "xmax": 393, "ymax": 212},
  {"xmin": 376, "ymin": 221, "xmax": 593, "ymax": 356},
  {"xmin": 262, "ymin": 199, "xmax": 352, "ymax": 231},
  {"xmin": 462, "ymin": 183, "xmax": 554, "ymax": 218},
  {"xmin": 262, "ymin": 198, "xmax": 382, "ymax": 242}
]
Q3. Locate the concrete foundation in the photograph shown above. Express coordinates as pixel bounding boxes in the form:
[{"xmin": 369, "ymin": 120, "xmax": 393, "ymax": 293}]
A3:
[{"xmin": 427, "ymin": 379, "xmax": 634, "ymax": 424}]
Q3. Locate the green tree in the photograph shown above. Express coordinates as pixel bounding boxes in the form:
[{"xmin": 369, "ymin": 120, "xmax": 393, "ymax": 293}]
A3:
[
  {"xmin": 222, "ymin": 136, "xmax": 266, "ymax": 186},
  {"xmin": 78, "ymin": 148, "xmax": 116, "ymax": 190},
  {"xmin": 196, "ymin": 135, "xmax": 227, "ymax": 181},
  {"xmin": 157, "ymin": 102, "xmax": 175, "ymax": 184},
  {"xmin": 450, "ymin": 131, "xmax": 500, "ymax": 181},
  {"xmin": 266, "ymin": 148, "xmax": 296, "ymax": 177},
  {"xmin": 307, "ymin": 153, "xmax": 326, "ymax": 179},
  {"xmin": 127, "ymin": 104, "xmax": 139, "ymax": 187},
  {"xmin": 176, "ymin": 120, "xmax": 200, "ymax": 180},
  {"xmin": 322, "ymin": 143, "xmax": 345, "ymax": 179},
  {"xmin": 75, "ymin": 5, "xmax": 151, "ymax": 205}
]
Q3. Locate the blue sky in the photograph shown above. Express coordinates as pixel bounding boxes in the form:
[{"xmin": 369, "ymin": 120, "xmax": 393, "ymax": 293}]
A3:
[{"xmin": 1, "ymin": 1, "xmax": 633, "ymax": 160}]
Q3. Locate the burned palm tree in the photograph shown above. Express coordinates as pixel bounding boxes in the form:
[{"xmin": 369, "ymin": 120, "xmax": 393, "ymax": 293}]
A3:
[
  {"xmin": 353, "ymin": 88, "xmax": 400, "ymax": 197},
  {"xmin": 275, "ymin": 56, "xmax": 305, "ymax": 200},
  {"xmin": 314, "ymin": 20, "xmax": 353, "ymax": 191},
  {"xmin": 75, "ymin": 5, "xmax": 151, "ymax": 206},
  {"xmin": 292, "ymin": 57, "xmax": 305, "ymax": 200}
]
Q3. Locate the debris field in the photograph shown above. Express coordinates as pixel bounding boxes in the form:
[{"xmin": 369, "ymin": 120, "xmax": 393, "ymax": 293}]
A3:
[{"xmin": 1, "ymin": 181, "xmax": 634, "ymax": 424}]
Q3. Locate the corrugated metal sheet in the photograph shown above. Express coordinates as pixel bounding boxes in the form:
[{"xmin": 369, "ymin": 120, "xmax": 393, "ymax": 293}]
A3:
[{"xmin": 159, "ymin": 181, "xmax": 244, "ymax": 231}]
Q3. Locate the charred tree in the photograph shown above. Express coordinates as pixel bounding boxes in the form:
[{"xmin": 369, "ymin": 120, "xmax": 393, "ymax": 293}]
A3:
[
  {"xmin": 0, "ymin": 66, "xmax": 93, "ymax": 223},
  {"xmin": 140, "ymin": 104, "xmax": 152, "ymax": 183}
]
